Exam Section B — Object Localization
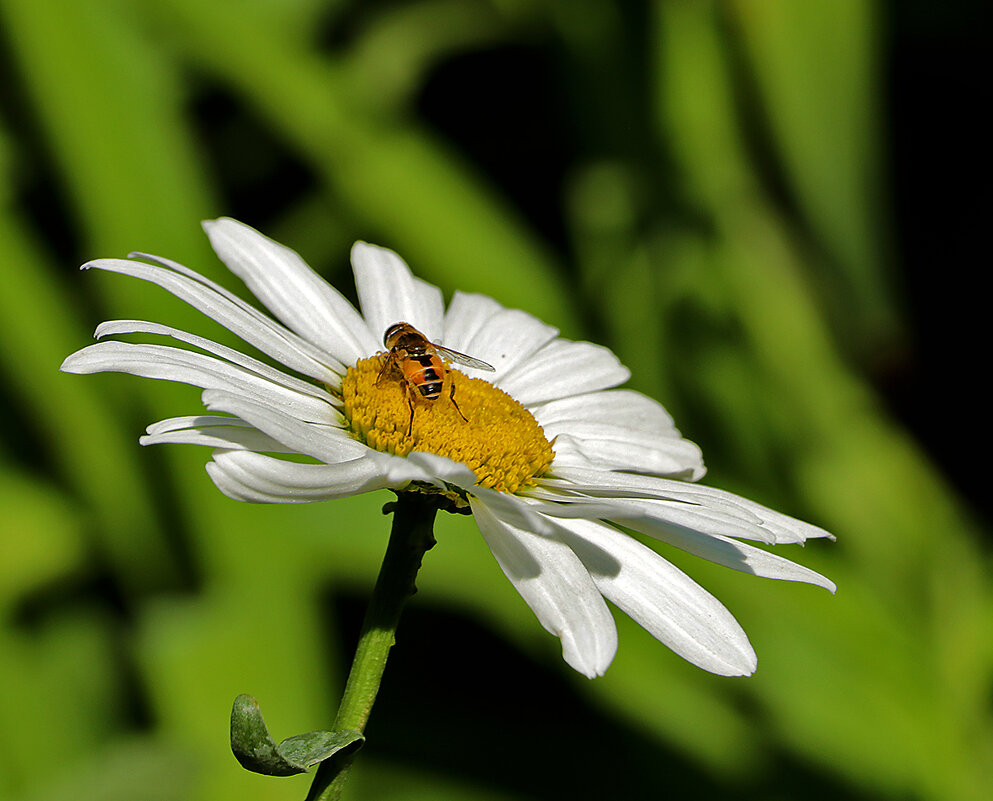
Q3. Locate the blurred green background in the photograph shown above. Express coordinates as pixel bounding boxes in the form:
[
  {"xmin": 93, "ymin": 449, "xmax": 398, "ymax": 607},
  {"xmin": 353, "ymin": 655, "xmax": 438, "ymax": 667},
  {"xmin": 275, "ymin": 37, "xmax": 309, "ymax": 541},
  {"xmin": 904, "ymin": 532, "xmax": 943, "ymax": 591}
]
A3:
[{"xmin": 1, "ymin": 1, "xmax": 988, "ymax": 799}]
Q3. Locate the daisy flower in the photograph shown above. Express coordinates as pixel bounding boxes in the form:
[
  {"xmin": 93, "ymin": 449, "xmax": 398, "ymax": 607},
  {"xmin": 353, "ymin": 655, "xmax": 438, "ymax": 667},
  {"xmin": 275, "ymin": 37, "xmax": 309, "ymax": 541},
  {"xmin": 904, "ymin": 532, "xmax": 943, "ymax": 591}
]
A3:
[{"xmin": 61, "ymin": 218, "xmax": 834, "ymax": 679}]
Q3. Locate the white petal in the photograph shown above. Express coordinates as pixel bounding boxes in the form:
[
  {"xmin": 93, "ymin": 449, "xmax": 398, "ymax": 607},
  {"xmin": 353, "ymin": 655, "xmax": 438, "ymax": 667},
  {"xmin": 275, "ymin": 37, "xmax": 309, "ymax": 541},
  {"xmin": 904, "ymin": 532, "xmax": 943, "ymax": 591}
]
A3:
[
  {"xmin": 394, "ymin": 452, "xmax": 557, "ymax": 535},
  {"xmin": 565, "ymin": 493, "xmax": 776, "ymax": 543},
  {"xmin": 206, "ymin": 449, "xmax": 395, "ymax": 503},
  {"xmin": 552, "ymin": 518, "xmax": 757, "ymax": 676},
  {"xmin": 470, "ymin": 488, "xmax": 560, "ymax": 537},
  {"xmin": 541, "ymin": 467, "xmax": 747, "ymax": 509},
  {"xmin": 200, "ymin": 390, "xmax": 364, "ymax": 464},
  {"xmin": 470, "ymin": 499, "xmax": 617, "ymax": 678},
  {"xmin": 440, "ymin": 291, "xmax": 504, "ymax": 353},
  {"xmin": 541, "ymin": 467, "xmax": 749, "ymax": 507},
  {"xmin": 548, "ymin": 430, "xmax": 705, "ymax": 481},
  {"xmin": 531, "ymin": 487, "xmax": 834, "ymax": 590},
  {"xmin": 584, "ymin": 494, "xmax": 785, "ymax": 545},
  {"xmin": 541, "ymin": 433, "xmax": 599, "ymax": 470},
  {"xmin": 499, "ymin": 339, "xmax": 630, "ymax": 406},
  {"xmin": 401, "ymin": 453, "xmax": 558, "ymax": 536},
  {"xmin": 534, "ymin": 388, "xmax": 677, "ymax": 430},
  {"xmin": 458, "ymin": 308, "xmax": 559, "ymax": 381},
  {"xmin": 145, "ymin": 415, "xmax": 244, "ymax": 436},
  {"xmin": 621, "ymin": 519, "xmax": 837, "ymax": 592},
  {"xmin": 62, "ymin": 341, "xmax": 336, "ymax": 423},
  {"xmin": 545, "ymin": 467, "xmax": 833, "ymax": 544},
  {"xmin": 400, "ymin": 450, "xmax": 479, "ymax": 488},
  {"xmin": 95, "ymin": 320, "xmax": 340, "ymax": 406},
  {"xmin": 361, "ymin": 450, "xmax": 450, "ymax": 486},
  {"xmin": 351, "ymin": 242, "xmax": 444, "ymax": 344},
  {"xmin": 204, "ymin": 218, "xmax": 379, "ymax": 363},
  {"xmin": 140, "ymin": 415, "xmax": 292, "ymax": 452},
  {"xmin": 84, "ymin": 256, "xmax": 342, "ymax": 384},
  {"xmin": 521, "ymin": 489, "xmax": 774, "ymax": 543},
  {"xmin": 533, "ymin": 389, "xmax": 706, "ymax": 480}
]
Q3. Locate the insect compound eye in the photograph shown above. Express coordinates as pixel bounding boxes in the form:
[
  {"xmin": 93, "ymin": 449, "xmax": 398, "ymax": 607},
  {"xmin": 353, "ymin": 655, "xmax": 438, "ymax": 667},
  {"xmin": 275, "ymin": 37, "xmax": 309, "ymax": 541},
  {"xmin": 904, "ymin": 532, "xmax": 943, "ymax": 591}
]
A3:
[{"xmin": 383, "ymin": 322, "xmax": 404, "ymax": 348}]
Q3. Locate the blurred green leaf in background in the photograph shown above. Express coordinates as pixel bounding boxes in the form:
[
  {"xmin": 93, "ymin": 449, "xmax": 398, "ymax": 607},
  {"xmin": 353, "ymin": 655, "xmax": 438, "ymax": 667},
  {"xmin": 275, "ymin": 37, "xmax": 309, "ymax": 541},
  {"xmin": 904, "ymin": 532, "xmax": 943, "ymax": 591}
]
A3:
[{"xmin": 1, "ymin": 1, "xmax": 988, "ymax": 800}]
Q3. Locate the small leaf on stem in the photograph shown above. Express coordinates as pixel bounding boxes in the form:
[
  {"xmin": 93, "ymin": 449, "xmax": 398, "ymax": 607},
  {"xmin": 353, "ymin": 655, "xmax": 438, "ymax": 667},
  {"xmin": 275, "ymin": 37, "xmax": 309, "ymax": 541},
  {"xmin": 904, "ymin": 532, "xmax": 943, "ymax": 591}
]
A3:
[{"xmin": 230, "ymin": 694, "xmax": 363, "ymax": 777}]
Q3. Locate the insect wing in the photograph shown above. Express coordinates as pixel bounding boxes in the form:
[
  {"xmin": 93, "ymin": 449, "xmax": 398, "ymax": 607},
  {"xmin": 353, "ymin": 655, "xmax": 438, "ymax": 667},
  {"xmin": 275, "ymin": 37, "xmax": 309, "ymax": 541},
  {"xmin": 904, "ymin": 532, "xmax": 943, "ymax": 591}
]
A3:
[
  {"xmin": 433, "ymin": 343, "xmax": 495, "ymax": 372},
  {"xmin": 375, "ymin": 352, "xmax": 402, "ymax": 385}
]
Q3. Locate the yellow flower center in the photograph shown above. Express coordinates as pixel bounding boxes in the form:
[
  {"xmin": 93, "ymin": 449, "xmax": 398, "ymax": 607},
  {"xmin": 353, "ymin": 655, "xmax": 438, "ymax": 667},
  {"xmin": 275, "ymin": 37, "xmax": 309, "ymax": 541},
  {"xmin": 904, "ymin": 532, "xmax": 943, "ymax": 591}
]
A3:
[{"xmin": 341, "ymin": 354, "xmax": 554, "ymax": 494}]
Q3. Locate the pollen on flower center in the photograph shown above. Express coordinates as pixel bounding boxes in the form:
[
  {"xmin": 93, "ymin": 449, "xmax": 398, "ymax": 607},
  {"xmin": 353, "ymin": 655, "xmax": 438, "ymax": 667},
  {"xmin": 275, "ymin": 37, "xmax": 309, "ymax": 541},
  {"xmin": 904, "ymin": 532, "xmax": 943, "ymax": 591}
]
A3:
[{"xmin": 341, "ymin": 354, "xmax": 554, "ymax": 494}]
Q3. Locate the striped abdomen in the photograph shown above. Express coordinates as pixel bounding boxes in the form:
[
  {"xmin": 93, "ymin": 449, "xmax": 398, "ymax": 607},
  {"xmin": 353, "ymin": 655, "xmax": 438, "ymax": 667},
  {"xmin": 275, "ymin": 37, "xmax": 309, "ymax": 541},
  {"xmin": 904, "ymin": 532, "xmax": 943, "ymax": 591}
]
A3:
[{"xmin": 401, "ymin": 353, "xmax": 445, "ymax": 400}]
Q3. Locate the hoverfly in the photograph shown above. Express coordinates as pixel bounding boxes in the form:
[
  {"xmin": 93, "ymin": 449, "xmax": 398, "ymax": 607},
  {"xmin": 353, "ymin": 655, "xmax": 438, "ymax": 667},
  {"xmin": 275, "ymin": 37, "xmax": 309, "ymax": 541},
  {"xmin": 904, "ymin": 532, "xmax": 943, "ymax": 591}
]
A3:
[{"xmin": 377, "ymin": 322, "xmax": 495, "ymax": 435}]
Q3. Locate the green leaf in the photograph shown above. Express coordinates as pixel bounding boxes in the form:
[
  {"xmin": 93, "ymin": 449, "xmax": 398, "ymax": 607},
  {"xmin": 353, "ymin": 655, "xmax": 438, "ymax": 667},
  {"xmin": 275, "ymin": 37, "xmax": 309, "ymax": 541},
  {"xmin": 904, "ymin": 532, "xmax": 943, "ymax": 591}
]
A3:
[{"xmin": 230, "ymin": 694, "xmax": 363, "ymax": 777}]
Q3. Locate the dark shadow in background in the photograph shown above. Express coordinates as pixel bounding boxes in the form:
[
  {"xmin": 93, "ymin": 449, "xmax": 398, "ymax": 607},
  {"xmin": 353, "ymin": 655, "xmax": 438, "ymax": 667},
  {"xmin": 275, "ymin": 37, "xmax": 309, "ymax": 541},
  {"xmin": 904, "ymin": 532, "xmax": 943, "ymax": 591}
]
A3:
[{"xmin": 331, "ymin": 592, "xmax": 863, "ymax": 801}]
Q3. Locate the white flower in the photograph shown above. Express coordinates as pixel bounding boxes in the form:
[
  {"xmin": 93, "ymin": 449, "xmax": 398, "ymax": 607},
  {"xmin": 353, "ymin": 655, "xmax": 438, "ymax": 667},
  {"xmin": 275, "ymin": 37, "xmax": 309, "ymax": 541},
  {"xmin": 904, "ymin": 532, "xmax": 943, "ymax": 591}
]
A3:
[{"xmin": 62, "ymin": 218, "xmax": 834, "ymax": 678}]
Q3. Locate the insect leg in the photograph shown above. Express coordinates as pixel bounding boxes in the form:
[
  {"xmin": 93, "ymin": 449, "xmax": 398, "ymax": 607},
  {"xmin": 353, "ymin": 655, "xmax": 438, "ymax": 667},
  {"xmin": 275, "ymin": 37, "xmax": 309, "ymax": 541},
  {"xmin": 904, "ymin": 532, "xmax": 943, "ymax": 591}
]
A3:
[
  {"xmin": 376, "ymin": 354, "xmax": 399, "ymax": 387},
  {"xmin": 449, "ymin": 382, "xmax": 469, "ymax": 423},
  {"xmin": 405, "ymin": 387, "xmax": 415, "ymax": 437}
]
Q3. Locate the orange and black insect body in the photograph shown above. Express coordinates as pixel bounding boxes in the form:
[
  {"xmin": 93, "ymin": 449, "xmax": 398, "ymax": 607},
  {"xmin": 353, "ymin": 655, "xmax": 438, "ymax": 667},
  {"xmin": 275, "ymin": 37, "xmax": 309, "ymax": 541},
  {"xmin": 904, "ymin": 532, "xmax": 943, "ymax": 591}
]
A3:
[
  {"xmin": 403, "ymin": 352, "xmax": 445, "ymax": 400},
  {"xmin": 378, "ymin": 322, "xmax": 495, "ymax": 436}
]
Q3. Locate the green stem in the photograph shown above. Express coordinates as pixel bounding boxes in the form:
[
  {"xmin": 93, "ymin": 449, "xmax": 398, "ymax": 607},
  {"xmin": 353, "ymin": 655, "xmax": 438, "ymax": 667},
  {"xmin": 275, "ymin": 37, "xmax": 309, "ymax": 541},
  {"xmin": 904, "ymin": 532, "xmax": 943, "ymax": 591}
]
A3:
[{"xmin": 305, "ymin": 491, "xmax": 438, "ymax": 801}]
